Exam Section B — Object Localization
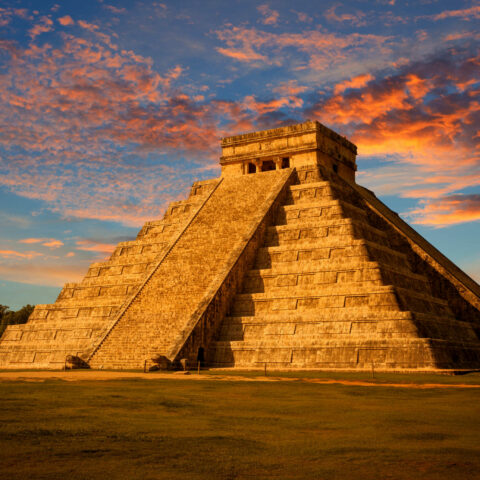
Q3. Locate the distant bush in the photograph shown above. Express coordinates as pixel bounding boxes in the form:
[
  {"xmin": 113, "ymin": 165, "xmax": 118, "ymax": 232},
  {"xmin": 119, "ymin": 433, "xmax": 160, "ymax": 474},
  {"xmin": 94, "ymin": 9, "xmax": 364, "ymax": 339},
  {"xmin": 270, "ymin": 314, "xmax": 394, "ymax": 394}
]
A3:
[{"xmin": 0, "ymin": 304, "xmax": 35, "ymax": 337}]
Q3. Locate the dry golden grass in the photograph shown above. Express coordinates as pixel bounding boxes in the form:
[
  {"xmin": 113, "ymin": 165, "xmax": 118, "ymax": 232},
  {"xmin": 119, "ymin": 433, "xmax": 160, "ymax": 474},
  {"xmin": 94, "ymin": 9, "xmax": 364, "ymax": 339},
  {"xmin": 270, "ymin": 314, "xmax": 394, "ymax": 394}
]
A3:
[{"xmin": 1, "ymin": 374, "xmax": 479, "ymax": 479}]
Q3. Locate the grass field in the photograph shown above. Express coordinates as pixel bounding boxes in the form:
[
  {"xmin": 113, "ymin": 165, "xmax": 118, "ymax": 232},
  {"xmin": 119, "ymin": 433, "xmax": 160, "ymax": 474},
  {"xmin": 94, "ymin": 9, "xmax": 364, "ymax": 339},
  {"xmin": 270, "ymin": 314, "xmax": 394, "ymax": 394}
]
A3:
[{"xmin": 1, "ymin": 373, "xmax": 480, "ymax": 479}]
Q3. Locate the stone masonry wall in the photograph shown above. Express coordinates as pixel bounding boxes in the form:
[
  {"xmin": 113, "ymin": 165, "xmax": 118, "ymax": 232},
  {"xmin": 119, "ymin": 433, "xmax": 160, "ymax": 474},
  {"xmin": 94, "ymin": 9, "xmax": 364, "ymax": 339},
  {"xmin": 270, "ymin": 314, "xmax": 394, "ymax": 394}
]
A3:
[{"xmin": 89, "ymin": 169, "xmax": 293, "ymax": 369}]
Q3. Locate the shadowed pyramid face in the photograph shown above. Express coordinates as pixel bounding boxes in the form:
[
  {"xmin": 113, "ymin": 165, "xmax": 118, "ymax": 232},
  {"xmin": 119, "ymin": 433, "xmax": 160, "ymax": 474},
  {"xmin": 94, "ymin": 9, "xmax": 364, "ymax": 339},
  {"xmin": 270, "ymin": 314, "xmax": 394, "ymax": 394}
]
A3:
[
  {"xmin": 219, "ymin": 120, "xmax": 357, "ymax": 182},
  {"xmin": 1, "ymin": 122, "xmax": 479, "ymax": 372}
]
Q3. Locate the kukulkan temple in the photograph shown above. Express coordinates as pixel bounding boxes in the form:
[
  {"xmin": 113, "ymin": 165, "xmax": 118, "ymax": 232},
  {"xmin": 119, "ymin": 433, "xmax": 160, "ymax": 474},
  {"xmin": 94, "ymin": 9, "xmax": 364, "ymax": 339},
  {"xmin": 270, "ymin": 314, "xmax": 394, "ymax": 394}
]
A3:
[{"xmin": 1, "ymin": 121, "xmax": 480, "ymax": 371}]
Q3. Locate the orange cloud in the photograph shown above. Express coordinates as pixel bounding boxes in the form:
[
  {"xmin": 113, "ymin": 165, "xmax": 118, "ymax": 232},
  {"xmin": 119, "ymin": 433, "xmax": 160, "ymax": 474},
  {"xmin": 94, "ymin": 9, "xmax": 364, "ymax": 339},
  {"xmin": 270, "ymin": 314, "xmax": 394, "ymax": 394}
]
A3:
[
  {"xmin": 333, "ymin": 73, "xmax": 374, "ymax": 95},
  {"xmin": 215, "ymin": 47, "xmax": 269, "ymax": 64},
  {"xmin": 408, "ymin": 195, "xmax": 480, "ymax": 227},
  {"xmin": 292, "ymin": 11, "xmax": 312, "ymax": 23},
  {"xmin": 257, "ymin": 5, "xmax": 280, "ymax": 25},
  {"xmin": 325, "ymin": 5, "xmax": 366, "ymax": 26},
  {"xmin": 0, "ymin": 249, "xmax": 42, "ymax": 259},
  {"xmin": 273, "ymin": 81, "xmax": 309, "ymax": 96},
  {"xmin": 19, "ymin": 238, "xmax": 46, "ymax": 244},
  {"xmin": 77, "ymin": 20, "xmax": 99, "ymax": 31},
  {"xmin": 243, "ymin": 94, "xmax": 303, "ymax": 115},
  {"xmin": 28, "ymin": 16, "xmax": 53, "ymax": 39},
  {"xmin": 42, "ymin": 239, "xmax": 64, "ymax": 248},
  {"xmin": 103, "ymin": 5, "xmax": 126, "ymax": 14},
  {"xmin": 58, "ymin": 15, "xmax": 74, "ymax": 26},
  {"xmin": 304, "ymin": 47, "xmax": 480, "ymax": 226},
  {"xmin": 0, "ymin": 264, "xmax": 84, "ymax": 286},
  {"xmin": 433, "ymin": 6, "xmax": 480, "ymax": 21},
  {"xmin": 215, "ymin": 25, "xmax": 390, "ymax": 71},
  {"xmin": 19, "ymin": 238, "xmax": 64, "ymax": 248},
  {"xmin": 75, "ymin": 240, "xmax": 118, "ymax": 254}
]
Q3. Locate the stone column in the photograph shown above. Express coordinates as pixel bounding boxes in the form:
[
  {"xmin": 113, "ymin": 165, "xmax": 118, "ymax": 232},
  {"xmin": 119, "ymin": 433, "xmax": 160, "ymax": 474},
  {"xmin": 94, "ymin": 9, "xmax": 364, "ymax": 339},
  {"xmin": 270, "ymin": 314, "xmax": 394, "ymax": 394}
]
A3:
[{"xmin": 273, "ymin": 157, "xmax": 282, "ymax": 170}]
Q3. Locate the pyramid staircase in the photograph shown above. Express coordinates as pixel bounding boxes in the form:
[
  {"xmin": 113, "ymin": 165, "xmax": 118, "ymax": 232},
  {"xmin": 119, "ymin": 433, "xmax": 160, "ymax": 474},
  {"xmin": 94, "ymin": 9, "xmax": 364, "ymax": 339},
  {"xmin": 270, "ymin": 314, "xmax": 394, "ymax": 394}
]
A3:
[
  {"xmin": 0, "ymin": 179, "xmax": 219, "ymax": 368},
  {"xmin": 209, "ymin": 167, "xmax": 480, "ymax": 370},
  {"xmin": 1, "ymin": 118, "xmax": 480, "ymax": 371}
]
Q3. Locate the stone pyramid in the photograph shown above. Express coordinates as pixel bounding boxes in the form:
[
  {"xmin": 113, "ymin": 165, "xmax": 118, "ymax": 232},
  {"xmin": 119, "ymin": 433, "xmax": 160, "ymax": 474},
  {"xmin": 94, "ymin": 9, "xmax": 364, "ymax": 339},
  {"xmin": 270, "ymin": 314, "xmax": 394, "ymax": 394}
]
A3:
[{"xmin": 1, "ymin": 121, "xmax": 479, "ymax": 371}]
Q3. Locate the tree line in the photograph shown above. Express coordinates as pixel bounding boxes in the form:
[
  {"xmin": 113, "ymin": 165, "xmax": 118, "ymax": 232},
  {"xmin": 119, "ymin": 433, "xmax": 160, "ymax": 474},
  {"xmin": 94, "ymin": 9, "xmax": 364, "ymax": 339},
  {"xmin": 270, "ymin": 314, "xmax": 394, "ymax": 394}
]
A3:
[{"xmin": 0, "ymin": 305, "xmax": 35, "ymax": 337}]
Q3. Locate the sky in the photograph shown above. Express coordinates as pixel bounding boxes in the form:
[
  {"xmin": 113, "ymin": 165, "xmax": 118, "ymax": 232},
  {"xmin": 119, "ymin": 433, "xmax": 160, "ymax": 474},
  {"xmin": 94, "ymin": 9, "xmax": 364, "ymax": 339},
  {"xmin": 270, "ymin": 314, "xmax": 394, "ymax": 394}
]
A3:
[{"xmin": 0, "ymin": 0, "xmax": 479, "ymax": 309}]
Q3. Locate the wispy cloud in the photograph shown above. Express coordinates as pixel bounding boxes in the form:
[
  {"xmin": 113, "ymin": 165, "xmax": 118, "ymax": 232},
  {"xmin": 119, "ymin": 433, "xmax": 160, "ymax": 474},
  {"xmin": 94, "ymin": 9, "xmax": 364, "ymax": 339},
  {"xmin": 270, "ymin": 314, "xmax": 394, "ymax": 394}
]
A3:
[
  {"xmin": 28, "ymin": 16, "xmax": 53, "ymax": 40},
  {"xmin": 324, "ymin": 5, "xmax": 366, "ymax": 26},
  {"xmin": 103, "ymin": 4, "xmax": 127, "ymax": 15},
  {"xmin": 257, "ymin": 5, "xmax": 280, "ymax": 25},
  {"xmin": 0, "ymin": 263, "xmax": 85, "ymax": 286},
  {"xmin": 215, "ymin": 25, "xmax": 391, "ymax": 71},
  {"xmin": 19, "ymin": 238, "xmax": 64, "ymax": 248},
  {"xmin": 432, "ymin": 6, "xmax": 480, "ymax": 21},
  {"xmin": 75, "ymin": 239, "xmax": 119, "ymax": 254},
  {"xmin": 0, "ymin": 249, "xmax": 43, "ymax": 259},
  {"xmin": 408, "ymin": 194, "xmax": 480, "ymax": 227}
]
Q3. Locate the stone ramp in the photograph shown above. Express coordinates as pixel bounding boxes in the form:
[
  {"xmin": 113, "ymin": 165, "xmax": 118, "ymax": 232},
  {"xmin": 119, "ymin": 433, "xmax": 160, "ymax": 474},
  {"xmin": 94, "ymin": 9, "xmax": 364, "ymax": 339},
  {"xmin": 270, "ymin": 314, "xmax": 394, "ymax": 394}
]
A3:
[
  {"xmin": 0, "ymin": 180, "xmax": 217, "ymax": 369},
  {"xmin": 209, "ymin": 167, "xmax": 480, "ymax": 370},
  {"xmin": 88, "ymin": 169, "xmax": 293, "ymax": 369}
]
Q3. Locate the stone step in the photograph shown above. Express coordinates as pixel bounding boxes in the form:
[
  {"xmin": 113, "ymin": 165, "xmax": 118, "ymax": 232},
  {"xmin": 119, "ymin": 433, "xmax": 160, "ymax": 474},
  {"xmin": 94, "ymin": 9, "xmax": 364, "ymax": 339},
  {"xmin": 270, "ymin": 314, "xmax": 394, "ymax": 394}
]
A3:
[
  {"xmin": 111, "ymin": 241, "xmax": 169, "ymax": 258},
  {"xmin": 209, "ymin": 337, "xmax": 480, "ymax": 369},
  {"xmin": 285, "ymin": 181, "xmax": 351, "ymax": 205},
  {"xmin": 234, "ymin": 285, "xmax": 449, "ymax": 307},
  {"xmin": 230, "ymin": 287, "xmax": 451, "ymax": 318},
  {"xmin": 54, "ymin": 296, "xmax": 127, "ymax": 307},
  {"xmin": 209, "ymin": 337, "xmax": 439, "ymax": 368},
  {"xmin": 80, "ymin": 273, "xmax": 146, "ymax": 287},
  {"xmin": 254, "ymin": 240, "xmax": 410, "ymax": 269},
  {"xmin": 86, "ymin": 261, "xmax": 155, "ymax": 277},
  {"xmin": 56, "ymin": 283, "xmax": 139, "ymax": 301},
  {"xmin": 231, "ymin": 287, "xmax": 400, "ymax": 315},
  {"xmin": 243, "ymin": 263, "xmax": 429, "ymax": 293},
  {"xmin": 0, "ymin": 334, "xmax": 105, "ymax": 348},
  {"xmin": 243, "ymin": 277, "xmax": 385, "ymax": 294},
  {"xmin": 277, "ymin": 199, "xmax": 367, "ymax": 225},
  {"xmin": 30, "ymin": 304, "xmax": 118, "ymax": 321},
  {"xmin": 246, "ymin": 260, "xmax": 427, "ymax": 283},
  {"xmin": 249, "ymin": 258, "xmax": 379, "ymax": 274},
  {"xmin": 270, "ymin": 217, "xmax": 386, "ymax": 236},
  {"xmin": 217, "ymin": 314, "xmax": 476, "ymax": 343},
  {"xmin": 135, "ymin": 217, "xmax": 188, "ymax": 238},
  {"xmin": 95, "ymin": 253, "xmax": 160, "ymax": 265},
  {"xmin": 3, "ymin": 319, "xmax": 108, "ymax": 331},
  {"xmin": 265, "ymin": 221, "xmax": 389, "ymax": 248},
  {"xmin": 223, "ymin": 310, "xmax": 417, "ymax": 323}
]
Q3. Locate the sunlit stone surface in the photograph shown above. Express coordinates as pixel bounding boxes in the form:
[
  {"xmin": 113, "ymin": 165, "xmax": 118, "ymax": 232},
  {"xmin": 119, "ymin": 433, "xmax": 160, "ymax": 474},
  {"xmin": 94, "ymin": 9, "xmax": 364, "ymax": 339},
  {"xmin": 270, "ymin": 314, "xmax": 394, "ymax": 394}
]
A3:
[{"xmin": 1, "ymin": 121, "xmax": 479, "ymax": 371}]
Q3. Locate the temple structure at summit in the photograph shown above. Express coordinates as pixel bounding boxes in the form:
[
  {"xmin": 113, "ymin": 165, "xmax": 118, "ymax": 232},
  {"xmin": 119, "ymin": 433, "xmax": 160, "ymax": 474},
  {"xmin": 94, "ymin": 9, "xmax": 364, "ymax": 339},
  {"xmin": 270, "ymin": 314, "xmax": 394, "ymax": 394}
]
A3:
[{"xmin": 1, "ymin": 120, "xmax": 479, "ymax": 371}]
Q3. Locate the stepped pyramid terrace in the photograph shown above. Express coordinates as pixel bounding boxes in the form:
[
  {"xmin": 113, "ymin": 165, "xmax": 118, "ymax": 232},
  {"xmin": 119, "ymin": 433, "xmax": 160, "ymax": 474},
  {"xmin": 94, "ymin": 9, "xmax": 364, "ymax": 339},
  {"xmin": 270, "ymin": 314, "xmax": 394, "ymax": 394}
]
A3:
[{"xmin": 1, "ymin": 120, "xmax": 480, "ymax": 371}]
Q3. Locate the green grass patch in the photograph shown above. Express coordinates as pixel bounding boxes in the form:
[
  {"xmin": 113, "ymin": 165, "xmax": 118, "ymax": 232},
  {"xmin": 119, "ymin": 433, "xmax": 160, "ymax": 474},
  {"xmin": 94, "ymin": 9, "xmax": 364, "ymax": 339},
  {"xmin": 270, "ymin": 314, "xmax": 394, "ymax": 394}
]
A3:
[{"xmin": 1, "ymin": 378, "xmax": 479, "ymax": 479}]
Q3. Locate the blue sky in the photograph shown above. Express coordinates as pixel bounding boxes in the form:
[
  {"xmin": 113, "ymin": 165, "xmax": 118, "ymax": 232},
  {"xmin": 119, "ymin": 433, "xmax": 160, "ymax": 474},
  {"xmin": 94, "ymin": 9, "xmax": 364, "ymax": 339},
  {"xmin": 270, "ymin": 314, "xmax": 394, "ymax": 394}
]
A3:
[{"xmin": 0, "ymin": 0, "xmax": 479, "ymax": 309}]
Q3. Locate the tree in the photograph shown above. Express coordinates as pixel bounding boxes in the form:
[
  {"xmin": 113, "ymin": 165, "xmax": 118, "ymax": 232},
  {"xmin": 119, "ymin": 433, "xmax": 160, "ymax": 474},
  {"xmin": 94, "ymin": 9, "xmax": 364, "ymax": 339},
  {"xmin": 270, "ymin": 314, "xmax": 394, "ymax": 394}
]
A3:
[
  {"xmin": 8, "ymin": 304, "xmax": 34, "ymax": 325},
  {"xmin": 0, "ymin": 304, "xmax": 9, "ymax": 318},
  {"xmin": 0, "ymin": 304, "xmax": 35, "ymax": 337},
  {"xmin": 0, "ymin": 305, "xmax": 11, "ymax": 337}
]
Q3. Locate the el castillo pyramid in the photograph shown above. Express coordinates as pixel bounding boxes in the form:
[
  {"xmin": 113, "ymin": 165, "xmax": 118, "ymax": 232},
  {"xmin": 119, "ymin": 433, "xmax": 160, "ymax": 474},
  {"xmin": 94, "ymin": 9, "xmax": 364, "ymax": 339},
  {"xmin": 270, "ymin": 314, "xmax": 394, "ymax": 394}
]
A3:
[{"xmin": 1, "ymin": 121, "xmax": 480, "ymax": 371}]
